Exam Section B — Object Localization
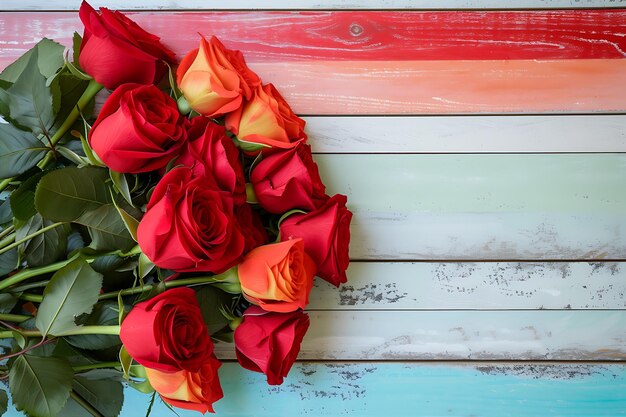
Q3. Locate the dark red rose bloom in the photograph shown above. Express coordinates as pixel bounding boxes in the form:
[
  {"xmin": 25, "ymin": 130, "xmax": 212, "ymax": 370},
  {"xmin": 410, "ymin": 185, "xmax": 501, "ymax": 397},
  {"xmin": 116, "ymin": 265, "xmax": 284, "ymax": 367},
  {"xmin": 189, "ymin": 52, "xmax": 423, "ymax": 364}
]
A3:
[
  {"xmin": 234, "ymin": 306, "xmax": 310, "ymax": 385},
  {"xmin": 137, "ymin": 166, "xmax": 246, "ymax": 273},
  {"xmin": 280, "ymin": 194, "xmax": 352, "ymax": 286},
  {"xmin": 119, "ymin": 288, "xmax": 213, "ymax": 373},
  {"xmin": 178, "ymin": 117, "xmax": 246, "ymax": 205},
  {"xmin": 78, "ymin": 1, "xmax": 176, "ymax": 89},
  {"xmin": 250, "ymin": 143, "xmax": 328, "ymax": 214},
  {"xmin": 89, "ymin": 83, "xmax": 186, "ymax": 173}
]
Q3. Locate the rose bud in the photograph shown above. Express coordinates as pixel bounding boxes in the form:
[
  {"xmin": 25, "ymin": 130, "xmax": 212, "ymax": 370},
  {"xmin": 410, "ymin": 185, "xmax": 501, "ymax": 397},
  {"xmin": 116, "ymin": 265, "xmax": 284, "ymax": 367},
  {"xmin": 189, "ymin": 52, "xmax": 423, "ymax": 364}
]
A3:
[
  {"xmin": 78, "ymin": 1, "xmax": 176, "ymax": 89},
  {"xmin": 250, "ymin": 143, "xmax": 328, "ymax": 214},
  {"xmin": 119, "ymin": 288, "xmax": 213, "ymax": 373},
  {"xmin": 89, "ymin": 83, "xmax": 187, "ymax": 173},
  {"xmin": 280, "ymin": 195, "xmax": 352, "ymax": 287},
  {"xmin": 236, "ymin": 203, "xmax": 269, "ymax": 254},
  {"xmin": 178, "ymin": 117, "xmax": 246, "ymax": 205},
  {"xmin": 177, "ymin": 36, "xmax": 261, "ymax": 118},
  {"xmin": 225, "ymin": 83, "xmax": 306, "ymax": 151},
  {"xmin": 234, "ymin": 306, "xmax": 310, "ymax": 385},
  {"xmin": 145, "ymin": 356, "xmax": 223, "ymax": 414},
  {"xmin": 238, "ymin": 239, "xmax": 315, "ymax": 313},
  {"xmin": 137, "ymin": 166, "xmax": 246, "ymax": 273}
]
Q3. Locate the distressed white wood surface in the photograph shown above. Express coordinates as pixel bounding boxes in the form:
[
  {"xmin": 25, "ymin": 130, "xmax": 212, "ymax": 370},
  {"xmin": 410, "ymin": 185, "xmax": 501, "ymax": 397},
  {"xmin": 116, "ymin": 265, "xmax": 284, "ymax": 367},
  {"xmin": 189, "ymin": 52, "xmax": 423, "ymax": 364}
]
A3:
[
  {"xmin": 2, "ymin": 0, "xmax": 623, "ymax": 10},
  {"xmin": 213, "ymin": 310, "xmax": 626, "ymax": 360},
  {"xmin": 306, "ymin": 115, "xmax": 626, "ymax": 153},
  {"xmin": 309, "ymin": 262, "xmax": 626, "ymax": 310},
  {"xmin": 317, "ymin": 154, "xmax": 626, "ymax": 260}
]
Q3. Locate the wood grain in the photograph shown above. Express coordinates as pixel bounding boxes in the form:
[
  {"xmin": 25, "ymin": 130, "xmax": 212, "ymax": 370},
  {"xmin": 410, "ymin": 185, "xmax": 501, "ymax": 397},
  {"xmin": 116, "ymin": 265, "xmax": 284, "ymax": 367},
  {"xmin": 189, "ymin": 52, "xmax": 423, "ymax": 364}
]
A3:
[
  {"xmin": 305, "ymin": 115, "xmax": 626, "ymax": 153},
  {"xmin": 310, "ymin": 262, "xmax": 626, "ymax": 310},
  {"xmin": 2, "ymin": 11, "xmax": 626, "ymax": 61},
  {"xmin": 3, "ymin": 0, "xmax": 625, "ymax": 10},
  {"xmin": 316, "ymin": 154, "xmax": 626, "ymax": 260},
  {"xmin": 213, "ymin": 310, "xmax": 626, "ymax": 360}
]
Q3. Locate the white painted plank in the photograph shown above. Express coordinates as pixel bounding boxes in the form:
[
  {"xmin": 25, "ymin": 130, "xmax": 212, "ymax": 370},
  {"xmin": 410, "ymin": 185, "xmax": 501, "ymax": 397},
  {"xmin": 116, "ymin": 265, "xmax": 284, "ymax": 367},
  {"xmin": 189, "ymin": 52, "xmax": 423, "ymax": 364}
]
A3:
[
  {"xmin": 306, "ymin": 115, "xmax": 626, "ymax": 153},
  {"xmin": 214, "ymin": 310, "xmax": 626, "ymax": 360},
  {"xmin": 310, "ymin": 262, "xmax": 626, "ymax": 310},
  {"xmin": 2, "ymin": 0, "xmax": 623, "ymax": 10},
  {"xmin": 316, "ymin": 154, "xmax": 626, "ymax": 260}
]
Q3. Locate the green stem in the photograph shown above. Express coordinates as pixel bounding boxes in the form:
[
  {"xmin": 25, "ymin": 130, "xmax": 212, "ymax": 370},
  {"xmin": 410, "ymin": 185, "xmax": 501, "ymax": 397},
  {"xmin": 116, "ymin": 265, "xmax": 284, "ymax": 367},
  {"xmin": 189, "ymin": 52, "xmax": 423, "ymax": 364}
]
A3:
[
  {"xmin": 70, "ymin": 390, "xmax": 104, "ymax": 417},
  {"xmin": 0, "ymin": 325, "xmax": 120, "ymax": 339},
  {"xmin": 98, "ymin": 275, "xmax": 229, "ymax": 300},
  {"xmin": 73, "ymin": 361, "xmax": 120, "ymax": 373},
  {"xmin": 0, "ymin": 313, "xmax": 30, "ymax": 323},
  {"xmin": 0, "ymin": 222, "xmax": 66, "ymax": 257},
  {"xmin": 0, "ymin": 225, "xmax": 15, "ymax": 241},
  {"xmin": 0, "ymin": 178, "xmax": 13, "ymax": 193},
  {"xmin": 0, "ymin": 233, "xmax": 15, "ymax": 250},
  {"xmin": 7, "ymin": 279, "xmax": 49, "ymax": 293},
  {"xmin": 0, "ymin": 256, "xmax": 77, "ymax": 292}
]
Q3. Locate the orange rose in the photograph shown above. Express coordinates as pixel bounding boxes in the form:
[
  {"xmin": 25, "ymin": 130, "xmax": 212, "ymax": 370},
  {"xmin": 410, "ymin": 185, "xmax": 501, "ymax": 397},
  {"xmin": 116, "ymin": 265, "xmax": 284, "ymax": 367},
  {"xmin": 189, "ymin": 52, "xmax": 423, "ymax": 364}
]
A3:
[
  {"xmin": 238, "ymin": 239, "xmax": 316, "ymax": 313},
  {"xmin": 177, "ymin": 36, "xmax": 260, "ymax": 118},
  {"xmin": 145, "ymin": 356, "xmax": 223, "ymax": 414},
  {"xmin": 225, "ymin": 84, "xmax": 307, "ymax": 151}
]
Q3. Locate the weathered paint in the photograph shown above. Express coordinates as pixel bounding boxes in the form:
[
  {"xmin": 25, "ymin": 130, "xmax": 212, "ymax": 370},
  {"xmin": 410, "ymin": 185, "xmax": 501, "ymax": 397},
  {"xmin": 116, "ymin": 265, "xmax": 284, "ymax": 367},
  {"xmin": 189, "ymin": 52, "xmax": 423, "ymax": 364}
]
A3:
[
  {"xmin": 3, "ymin": 11, "xmax": 626, "ymax": 61},
  {"xmin": 3, "ymin": 0, "xmax": 625, "ymax": 10},
  {"xmin": 310, "ymin": 262, "xmax": 626, "ymax": 310},
  {"xmin": 213, "ymin": 310, "xmax": 626, "ymax": 360},
  {"xmin": 305, "ymin": 115, "xmax": 626, "ymax": 153},
  {"xmin": 316, "ymin": 154, "xmax": 626, "ymax": 260}
]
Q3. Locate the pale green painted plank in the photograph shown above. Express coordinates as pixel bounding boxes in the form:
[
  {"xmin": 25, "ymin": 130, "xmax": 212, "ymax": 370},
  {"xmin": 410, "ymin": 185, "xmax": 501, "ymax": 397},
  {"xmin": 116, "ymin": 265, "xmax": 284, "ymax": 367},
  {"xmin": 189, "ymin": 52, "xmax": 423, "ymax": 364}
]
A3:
[
  {"xmin": 213, "ymin": 310, "xmax": 626, "ymax": 360},
  {"xmin": 315, "ymin": 154, "xmax": 626, "ymax": 259},
  {"xmin": 309, "ymin": 262, "xmax": 626, "ymax": 310}
]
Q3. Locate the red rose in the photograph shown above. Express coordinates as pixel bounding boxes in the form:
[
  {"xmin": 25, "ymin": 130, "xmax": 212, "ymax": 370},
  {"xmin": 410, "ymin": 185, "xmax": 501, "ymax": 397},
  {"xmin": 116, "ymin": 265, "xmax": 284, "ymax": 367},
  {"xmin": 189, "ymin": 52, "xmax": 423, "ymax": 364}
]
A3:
[
  {"xmin": 145, "ymin": 356, "xmax": 223, "ymax": 414},
  {"xmin": 177, "ymin": 36, "xmax": 261, "ymax": 118},
  {"xmin": 250, "ymin": 143, "xmax": 328, "ymax": 214},
  {"xmin": 119, "ymin": 288, "xmax": 213, "ymax": 373},
  {"xmin": 280, "ymin": 195, "xmax": 352, "ymax": 287},
  {"xmin": 234, "ymin": 306, "xmax": 309, "ymax": 385},
  {"xmin": 78, "ymin": 1, "xmax": 176, "ymax": 89},
  {"xmin": 137, "ymin": 166, "xmax": 246, "ymax": 273},
  {"xmin": 89, "ymin": 83, "xmax": 186, "ymax": 173},
  {"xmin": 236, "ymin": 203, "xmax": 268, "ymax": 253},
  {"xmin": 225, "ymin": 84, "xmax": 306, "ymax": 151},
  {"xmin": 178, "ymin": 117, "xmax": 246, "ymax": 205},
  {"xmin": 238, "ymin": 239, "xmax": 315, "ymax": 313}
]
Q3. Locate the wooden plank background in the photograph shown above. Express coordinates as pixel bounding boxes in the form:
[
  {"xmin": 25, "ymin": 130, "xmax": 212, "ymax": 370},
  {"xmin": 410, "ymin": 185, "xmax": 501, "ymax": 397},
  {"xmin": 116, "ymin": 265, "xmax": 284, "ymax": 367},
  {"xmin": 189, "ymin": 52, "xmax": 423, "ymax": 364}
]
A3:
[{"xmin": 1, "ymin": 2, "xmax": 625, "ymax": 416}]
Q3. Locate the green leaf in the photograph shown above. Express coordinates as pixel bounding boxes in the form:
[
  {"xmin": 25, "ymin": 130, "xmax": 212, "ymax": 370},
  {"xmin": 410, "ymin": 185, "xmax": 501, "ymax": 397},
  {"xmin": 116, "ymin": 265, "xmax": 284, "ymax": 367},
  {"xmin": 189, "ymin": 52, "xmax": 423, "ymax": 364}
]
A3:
[
  {"xmin": 0, "ymin": 199, "xmax": 13, "ymax": 225},
  {"xmin": 0, "ymin": 123, "xmax": 48, "ymax": 180},
  {"xmin": 10, "ymin": 171, "xmax": 45, "ymax": 221},
  {"xmin": 138, "ymin": 253, "xmax": 155, "ymax": 280},
  {"xmin": 0, "ymin": 388, "xmax": 7, "ymax": 416},
  {"xmin": 109, "ymin": 170, "xmax": 133, "ymax": 206},
  {"xmin": 0, "ymin": 293, "xmax": 17, "ymax": 314},
  {"xmin": 118, "ymin": 346, "xmax": 132, "ymax": 380},
  {"xmin": 65, "ymin": 302, "xmax": 121, "ymax": 350},
  {"xmin": 0, "ymin": 248, "xmax": 18, "ymax": 276},
  {"xmin": 232, "ymin": 135, "xmax": 271, "ymax": 153},
  {"xmin": 112, "ymin": 201, "xmax": 140, "ymax": 242},
  {"xmin": 57, "ymin": 146, "xmax": 90, "ymax": 166},
  {"xmin": 50, "ymin": 69, "xmax": 92, "ymax": 132},
  {"xmin": 15, "ymin": 214, "xmax": 70, "ymax": 267},
  {"xmin": 9, "ymin": 354, "xmax": 73, "ymax": 417},
  {"xmin": 72, "ymin": 374, "xmax": 124, "ymax": 417},
  {"xmin": 35, "ymin": 167, "xmax": 113, "ymax": 221},
  {"xmin": 72, "ymin": 32, "xmax": 83, "ymax": 69},
  {"xmin": 78, "ymin": 204, "xmax": 136, "ymax": 252},
  {"xmin": 35, "ymin": 259, "xmax": 103, "ymax": 337},
  {"xmin": 195, "ymin": 286, "xmax": 235, "ymax": 335},
  {"xmin": 5, "ymin": 48, "xmax": 55, "ymax": 136},
  {"xmin": 0, "ymin": 38, "xmax": 64, "ymax": 84}
]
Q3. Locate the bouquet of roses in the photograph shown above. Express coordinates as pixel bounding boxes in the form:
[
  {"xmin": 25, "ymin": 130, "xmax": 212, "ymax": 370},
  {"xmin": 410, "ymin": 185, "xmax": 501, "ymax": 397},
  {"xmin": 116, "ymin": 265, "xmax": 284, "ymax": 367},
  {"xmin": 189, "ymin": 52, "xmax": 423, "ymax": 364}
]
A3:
[{"xmin": 0, "ymin": 2, "xmax": 352, "ymax": 416}]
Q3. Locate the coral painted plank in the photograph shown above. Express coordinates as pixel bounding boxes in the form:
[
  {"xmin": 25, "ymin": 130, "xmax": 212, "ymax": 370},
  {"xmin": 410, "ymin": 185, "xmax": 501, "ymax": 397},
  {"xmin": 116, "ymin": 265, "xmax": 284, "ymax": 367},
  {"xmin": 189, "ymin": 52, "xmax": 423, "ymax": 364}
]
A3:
[
  {"xmin": 305, "ymin": 115, "xmax": 626, "ymax": 153},
  {"xmin": 213, "ymin": 310, "xmax": 626, "ymax": 360},
  {"xmin": 316, "ymin": 154, "xmax": 626, "ymax": 260},
  {"xmin": 1, "ymin": 10, "xmax": 626, "ymax": 62},
  {"xmin": 309, "ymin": 262, "xmax": 626, "ymax": 310}
]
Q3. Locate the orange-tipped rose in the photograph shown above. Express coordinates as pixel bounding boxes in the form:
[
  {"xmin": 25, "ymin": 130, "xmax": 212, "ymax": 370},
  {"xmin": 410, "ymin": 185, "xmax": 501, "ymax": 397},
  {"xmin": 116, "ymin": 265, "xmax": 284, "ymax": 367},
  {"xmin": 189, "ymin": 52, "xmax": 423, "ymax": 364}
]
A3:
[
  {"xmin": 145, "ymin": 356, "xmax": 223, "ymax": 414},
  {"xmin": 225, "ymin": 84, "xmax": 307, "ymax": 151},
  {"xmin": 177, "ymin": 36, "xmax": 260, "ymax": 118},
  {"xmin": 238, "ymin": 239, "xmax": 316, "ymax": 313}
]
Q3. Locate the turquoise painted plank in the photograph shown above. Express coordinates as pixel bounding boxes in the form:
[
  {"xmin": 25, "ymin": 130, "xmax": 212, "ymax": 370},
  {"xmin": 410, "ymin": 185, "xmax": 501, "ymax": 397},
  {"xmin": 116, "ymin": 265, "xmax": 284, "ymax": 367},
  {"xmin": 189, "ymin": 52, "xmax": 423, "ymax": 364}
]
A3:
[
  {"xmin": 314, "ymin": 154, "xmax": 626, "ymax": 259},
  {"xmin": 213, "ymin": 310, "xmax": 626, "ymax": 360},
  {"xmin": 6, "ymin": 363, "xmax": 625, "ymax": 416},
  {"xmin": 309, "ymin": 262, "xmax": 626, "ymax": 309}
]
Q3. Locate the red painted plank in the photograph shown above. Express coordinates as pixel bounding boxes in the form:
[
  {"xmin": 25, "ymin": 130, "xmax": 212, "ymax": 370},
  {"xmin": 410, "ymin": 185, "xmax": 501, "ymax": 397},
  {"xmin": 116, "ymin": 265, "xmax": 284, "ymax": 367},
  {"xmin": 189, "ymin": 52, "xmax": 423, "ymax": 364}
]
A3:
[{"xmin": 1, "ymin": 10, "xmax": 625, "ymax": 63}]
